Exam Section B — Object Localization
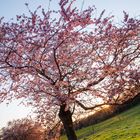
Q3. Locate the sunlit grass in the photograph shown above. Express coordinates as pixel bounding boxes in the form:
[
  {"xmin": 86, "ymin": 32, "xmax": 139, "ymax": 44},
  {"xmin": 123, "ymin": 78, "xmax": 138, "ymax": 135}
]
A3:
[{"xmin": 61, "ymin": 104, "xmax": 140, "ymax": 140}]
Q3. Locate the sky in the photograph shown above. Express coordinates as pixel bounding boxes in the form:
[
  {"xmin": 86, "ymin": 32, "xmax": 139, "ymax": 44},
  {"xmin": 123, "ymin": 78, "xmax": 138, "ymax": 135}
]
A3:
[{"xmin": 0, "ymin": 0, "xmax": 140, "ymax": 128}]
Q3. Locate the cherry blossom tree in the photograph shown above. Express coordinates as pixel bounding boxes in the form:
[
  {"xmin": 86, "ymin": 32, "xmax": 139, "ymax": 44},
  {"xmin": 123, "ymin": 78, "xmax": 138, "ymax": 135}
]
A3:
[
  {"xmin": 0, "ymin": 0, "xmax": 140, "ymax": 139},
  {"xmin": 0, "ymin": 119, "xmax": 45, "ymax": 140}
]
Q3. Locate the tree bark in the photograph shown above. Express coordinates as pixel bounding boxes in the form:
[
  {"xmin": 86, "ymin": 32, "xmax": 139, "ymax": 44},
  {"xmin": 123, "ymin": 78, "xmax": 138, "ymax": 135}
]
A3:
[{"xmin": 59, "ymin": 104, "xmax": 77, "ymax": 140}]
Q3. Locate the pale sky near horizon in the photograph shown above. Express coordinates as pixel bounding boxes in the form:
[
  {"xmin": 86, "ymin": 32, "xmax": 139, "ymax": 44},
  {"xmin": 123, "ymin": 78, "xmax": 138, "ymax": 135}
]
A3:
[{"xmin": 0, "ymin": 0, "xmax": 140, "ymax": 128}]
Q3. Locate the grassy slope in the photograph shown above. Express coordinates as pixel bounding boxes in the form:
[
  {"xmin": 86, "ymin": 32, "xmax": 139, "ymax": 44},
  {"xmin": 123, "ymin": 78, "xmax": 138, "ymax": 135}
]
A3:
[{"xmin": 61, "ymin": 104, "xmax": 140, "ymax": 140}]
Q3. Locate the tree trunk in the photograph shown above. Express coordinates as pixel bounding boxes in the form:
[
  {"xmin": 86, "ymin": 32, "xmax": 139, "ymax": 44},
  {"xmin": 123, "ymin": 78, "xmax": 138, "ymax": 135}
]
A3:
[{"xmin": 59, "ymin": 104, "xmax": 77, "ymax": 140}]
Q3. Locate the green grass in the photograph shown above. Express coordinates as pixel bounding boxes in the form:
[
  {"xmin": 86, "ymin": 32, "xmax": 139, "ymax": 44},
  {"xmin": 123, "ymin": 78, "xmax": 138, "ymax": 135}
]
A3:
[{"xmin": 60, "ymin": 104, "xmax": 140, "ymax": 140}]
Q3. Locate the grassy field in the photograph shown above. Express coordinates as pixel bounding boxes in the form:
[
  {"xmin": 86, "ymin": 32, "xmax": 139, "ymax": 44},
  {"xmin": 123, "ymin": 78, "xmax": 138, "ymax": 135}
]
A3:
[{"xmin": 60, "ymin": 104, "xmax": 140, "ymax": 140}]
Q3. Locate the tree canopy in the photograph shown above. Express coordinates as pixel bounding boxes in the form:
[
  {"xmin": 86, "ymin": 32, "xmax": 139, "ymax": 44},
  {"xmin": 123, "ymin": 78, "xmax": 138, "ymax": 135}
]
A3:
[{"xmin": 0, "ymin": 118, "xmax": 44, "ymax": 140}]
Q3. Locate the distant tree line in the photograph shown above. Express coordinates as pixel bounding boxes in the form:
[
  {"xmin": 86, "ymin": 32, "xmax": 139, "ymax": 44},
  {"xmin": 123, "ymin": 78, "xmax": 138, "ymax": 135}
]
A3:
[{"xmin": 73, "ymin": 92, "xmax": 140, "ymax": 130}]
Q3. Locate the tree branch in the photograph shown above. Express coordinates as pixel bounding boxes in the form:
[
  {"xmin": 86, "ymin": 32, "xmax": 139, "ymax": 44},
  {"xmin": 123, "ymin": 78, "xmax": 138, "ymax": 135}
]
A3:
[
  {"xmin": 76, "ymin": 92, "xmax": 140, "ymax": 110},
  {"xmin": 36, "ymin": 68, "xmax": 56, "ymax": 85},
  {"xmin": 53, "ymin": 48, "xmax": 62, "ymax": 80},
  {"xmin": 71, "ymin": 76, "xmax": 105, "ymax": 95},
  {"xmin": 87, "ymin": 76, "xmax": 105, "ymax": 87}
]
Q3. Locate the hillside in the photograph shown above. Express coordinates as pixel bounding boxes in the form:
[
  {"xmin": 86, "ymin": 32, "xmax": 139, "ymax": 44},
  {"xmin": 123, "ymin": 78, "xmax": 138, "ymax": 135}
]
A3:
[{"xmin": 61, "ymin": 104, "xmax": 140, "ymax": 140}]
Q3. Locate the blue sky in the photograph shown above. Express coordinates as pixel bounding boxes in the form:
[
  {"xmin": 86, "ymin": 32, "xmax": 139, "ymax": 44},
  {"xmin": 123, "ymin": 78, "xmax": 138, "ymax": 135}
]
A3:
[
  {"xmin": 0, "ymin": 0, "xmax": 140, "ymax": 128},
  {"xmin": 0, "ymin": 0, "xmax": 140, "ymax": 20}
]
